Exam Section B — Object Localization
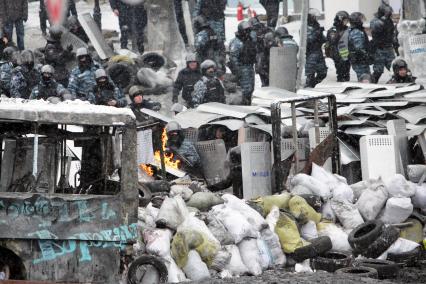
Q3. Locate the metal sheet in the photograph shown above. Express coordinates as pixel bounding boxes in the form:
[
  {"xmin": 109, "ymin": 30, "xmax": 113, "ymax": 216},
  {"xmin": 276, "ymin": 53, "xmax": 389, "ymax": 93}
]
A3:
[
  {"xmin": 238, "ymin": 127, "xmax": 269, "ymax": 145},
  {"xmin": 197, "ymin": 103, "xmax": 264, "ymax": 119},
  {"xmin": 344, "ymin": 127, "xmax": 385, "ymax": 136},
  {"xmin": 195, "ymin": 140, "xmax": 230, "ymax": 187},
  {"xmin": 387, "ymin": 119, "xmax": 409, "ymax": 176},
  {"xmin": 208, "ymin": 119, "xmax": 245, "ymax": 131},
  {"xmin": 398, "ymin": 105, "xmax": 426, "ymax": 124},
  {"xmin": 174, "ymin": 109, "xmax": 225, "ymax": 128},
  {"xmin": 241, "ymin": 142, "xmax": 272, "ymax": 199},
  {"xmin": 253, "ymin": 87, "xmax": 299, "ymax": 101},
  {"xmin": 60, "ymin": 29, "xmax": 88, "ymax": 51},
  {"xmin": 79, "ymin": 13, "xmax": 114, "ymax": 60},
  {"xmin": 269, "ymin": 46, "xmax": 298, "ymax": 91},
  {"xmin": 141, "ymin": 108, "xmax": 173, "ymax": 123}
]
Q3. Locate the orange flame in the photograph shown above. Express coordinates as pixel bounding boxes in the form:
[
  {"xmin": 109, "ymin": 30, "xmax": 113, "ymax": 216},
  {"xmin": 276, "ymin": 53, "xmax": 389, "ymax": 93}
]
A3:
[{"xmin": 141, "ymin": 128, "xmax": 181, "ymax": 176}]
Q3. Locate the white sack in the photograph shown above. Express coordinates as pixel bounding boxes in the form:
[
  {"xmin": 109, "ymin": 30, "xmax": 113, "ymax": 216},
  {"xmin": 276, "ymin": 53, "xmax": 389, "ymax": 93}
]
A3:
[
  {"xmin": 238, "ymin": 238, "xmax": 263, "ymax": 276},
  {"xmin": 182, "ymin": 250, "xmax": 210, "ymax": 281},
  {"xmin": 331, "ymin": 198, "xmax": 364, "ymax": 230},
  {"xmin": 356, "ymin": 179, "xmax": 388, "ymax": 220},
  {"xmin": 381, "ymin": 197, "xmax": 413, "ymax": 224},
  {"xmin": 300, "ymin": 221, "xmax": 318, "ymax": 241},
  {"xmin": 385, "ymin": 174, "xmax": 416, "ymax": 198},
  {"xmin": 224, "ymin": 245, "xmax": 249, "ymax": 276}
]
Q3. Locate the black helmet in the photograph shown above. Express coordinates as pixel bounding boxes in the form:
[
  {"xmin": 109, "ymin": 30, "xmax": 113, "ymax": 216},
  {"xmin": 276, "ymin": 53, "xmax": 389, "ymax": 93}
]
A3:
[
  {"xmin": 349, "ymin": 12, "xmax": 366, "ymax": 27},
  {"xmin": 392, "ymin": 59, "xmax": 408, "ymax": 74},
  {"xmin": 378, "ymin": 4, "xmax": 393, "ymax": 19},
  {"xmin": 238, "ymin": 21, "xmax": 252, "ymax": 34},
  {"xmin": 275, "ymin": 26, "xmax": 290, "ymax": 38},
  {"xmin": 20, "ymin": 50, "xmax": 35, "ymax": 66},
  {"xmin": 11, "ymin": 51, "xmax": 20, "ymax": 67},
  {"xmin": 2, "ymin": 46, "xmax": 18, "ymax": 61},
  {"xmin": 264, "ymin": 32, "xmax": 277, "ymax": 47},
  {"xmin": 193, "ymin": 16, "xmax": 209, "ymax": 32},
  {"xmin": 308, "ymin": 8, "xmax": 321, "ymax": 24},
  {"xmin": 200, "ymin": 59, "xmax": 216, "ymax": 75},
  {"xmin": 334, "ymin": 11, "xmax": 349, "ymax": 26},
  {"xmin": 248, "ymin": 17, "xmax": 262, "ymax": 29}
]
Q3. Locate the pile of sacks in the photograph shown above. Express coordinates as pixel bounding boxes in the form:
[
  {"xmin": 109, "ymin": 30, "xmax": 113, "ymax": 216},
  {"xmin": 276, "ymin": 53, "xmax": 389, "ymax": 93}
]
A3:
[{"xmin": 136, "ymin": 163, "xmax": 426, "ymax": 282}]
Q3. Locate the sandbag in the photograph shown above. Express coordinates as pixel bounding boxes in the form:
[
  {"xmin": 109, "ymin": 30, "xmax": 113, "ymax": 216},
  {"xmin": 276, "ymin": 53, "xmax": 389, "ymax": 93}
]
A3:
[
  {"xmin": 290, "ymin": 174, "xmax": 331, "ymax": 198},
  {"xmin": 143, "ymin": 228, "xmax": 173, "ymax": 257},
  {"xmin": 317, "ymin": 222, "xmax": 352, "ymax": 251},
  {"xmin": 171, "ymin": 230, "xmax": 220, "ymax": 269},
  {"xmin": 301, "ymin": 221, "xmax": 319, "ymax": 241},
  {"xmin": 252, "ymin": 193, "xmax": 291, "ymax": 216},
  {"xmin": 378, "ymin": 237, "xmax": 421, "ymax": 260},
  {"xmin": 321, "ymin": 200, "xmax": 336, "ymax": 223},
  {"xmin": 178, "ymin": 213, "xmax": 219, "ymax": 246},
  {"xmin": 170, "ymin": 184, "xmax": 194, "ymax": 201},
  {"xmin": 156, "ymin": 196, "xmax": 189, "ymax": 230},
  {"xmin": 222, "ymin": 194, "xmax": 267, "ymax": 231},
  {"xmin": 257, "ymin": 238, "xmax": 273, "ymax": 270},
  {"xmin": 311, "ymin": 163, "xmax": 338, "ymax": 185},
  {"xmin": 206, "ymin": 214, "xmax": 234, "ymax": 245},
  {"xmin": 238, "ymin": 238, "xmax": 263, "ymax": 276},
  {"xmin": 291, "ymin": 184, "xmax": 314, "ymax": 196},
  {"xmin": 332, "ymin": 182, "xmax": 354, "ymax": 203},
  {"xmin": 186, "ymin": 192, "xmax": 224, "ymax": 212},
  {"xmin": 138, "ymin": 203, "xmax": 159, "ymax": 228},
  {"xmin": 385, "ymin": 174, "xmax": 416, "ymax": 198},
  {"xmin": 289, "ymin": 195, "xmax": 322, "ymax": 224},
  {"xmin": 331, "ymin": 199, "xmax": 364, "ymax": 230},
  {"xmin": 356, "ymin": 179, "xmax": 388, "ymax": 221},
  {"xmin": 266, "ymin": 206, "xmax": 280, "ymax": 232},
  {"xmin": 164, "ymin": 255, "xmax": 187, "ymax": 283},
  {"xmin": 211, "ymin": 249, "xmax": 232, "ymax": 272},
  {"xmin": 260, "ymin": 228, "xmax": 286, "ymax": 266},
  {"xmin": 411, "ymin": 183, "xmax": 426, "ymax": 209},
  {"xmin": 224, "ymin": 245, "xmax": 249, "ymax": 276},
  {"xmin": 381, "ymin": 197, "xmax": 413, "ymax": 224},
  {"xmin": 350, "ymin": 180, "xmax": 368, "ymax": 201},
  {"xmin": 211, "ymin": 205, "xmax": 257, "ymax": 243},
  {"xmin": 182, "ymin": 250, "xmax": 211, "ymax": 281},
  {"xmin": 311, "ymin": 164, "xmax": 353, "ymax": 202},
  {"xmin": 275, "ymin": 211, "xmax": 305, "ymax": 254}
]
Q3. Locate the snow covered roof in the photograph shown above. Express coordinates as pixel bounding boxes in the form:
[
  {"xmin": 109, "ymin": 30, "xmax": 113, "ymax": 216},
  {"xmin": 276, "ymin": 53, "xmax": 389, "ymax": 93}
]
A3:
[{"xmin": 0, "ymin": 98, "xmax": 136, "ymax": 126}]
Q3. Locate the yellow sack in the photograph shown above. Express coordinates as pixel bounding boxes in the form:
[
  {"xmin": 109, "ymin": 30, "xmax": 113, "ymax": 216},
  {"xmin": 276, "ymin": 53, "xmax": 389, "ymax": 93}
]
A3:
[
  {"xmin": 171, "ymin": 230, "xmax": 220, "ymax": 268},
  {"xmin": 400, "ymin": 218, "xmax": 424, "ymax": 244},
  {"xmin": 253, "ymin": 193, "xmax": 292, "ymax": 216},
  {"xmin": 289, "ymin": 196, "xmax": 322, "ymax": 224},
  {"xmin": 274, "ymin": 211, "xmax": 305, "ymax": 254},
  {"xmin": 109, "ymin": 55, "xmax": 135, "ymax": 65}
]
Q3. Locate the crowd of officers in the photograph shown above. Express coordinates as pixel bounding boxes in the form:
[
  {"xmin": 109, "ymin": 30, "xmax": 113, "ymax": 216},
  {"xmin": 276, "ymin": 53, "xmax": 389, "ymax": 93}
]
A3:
[{"xmin": 0, "ymin": 1, "xmax": 418, "ymax": 111}]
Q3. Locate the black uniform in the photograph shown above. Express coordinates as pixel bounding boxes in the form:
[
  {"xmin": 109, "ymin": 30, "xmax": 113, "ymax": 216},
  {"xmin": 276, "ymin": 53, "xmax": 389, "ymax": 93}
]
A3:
[
  {"xmin": 39, "ymin": 0, "xmax": 48, "ymax": 36},
  {"xmin": 326, "ymin": 13, "xmax": 351, "ymax": 82},
  {"xmin": 173, "ymin": 65, "xmax": 202, "ymax": 107},
  {"xmin": 109, "ymin": 0, "xmax": 147, "ymax": 53},
  {"xmin": 174, "ymin": 0, "xmax": 189, "ymax": 45},
  {"xmin": 44, "ymin": 41, "xmax": 74, "ymax": 87},
  {"xmin": 260, "ymin": 0, "xmax": 281, "ymax": 28}
]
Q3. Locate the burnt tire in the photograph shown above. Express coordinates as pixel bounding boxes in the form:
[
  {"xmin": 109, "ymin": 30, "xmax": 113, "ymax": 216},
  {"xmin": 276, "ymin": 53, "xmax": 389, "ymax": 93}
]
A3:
[
  {"xmin": 291, "ymin": 236, "xmax": 333, "ymax": 263},
  {"xmin": 353, "ymin": 259, "xmax": 399, "ymax": 279},
  {"xmin": 336, "ymin": 266, "xmax": 378, "ymax": 279},
  {"xmin": 107, "ymin": 62, "xmax": 136, "ymax": 89},
  {"xmin": 348, "ymin": 220, "xmax": 384, "ymax": 251},
  {"xmin": 127, "ymin": 255, "xmax": 168, "ymax": 284},
  {"xmin": 311, "ymin": 250, "xmax": 352, "ymax": 272},
  {"xmin": 362, "ymin": 225, "xmax": 400, "ymax": 259},
  {"xmin": 387, "ymin": 246, "xmax": 422, "ymax": 267}
]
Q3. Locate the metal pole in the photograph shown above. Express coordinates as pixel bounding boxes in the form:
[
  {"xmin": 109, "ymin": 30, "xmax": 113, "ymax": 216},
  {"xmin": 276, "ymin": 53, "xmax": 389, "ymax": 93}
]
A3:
[
  {"xmin": 314, "ymin": 100, "xmax": 320, "ymax": 145},
  {"xmin": 328, "ymin": 96, "xmax": 340, "ymax": 174},
  {"xmin": 33, "ymin": 125, "xmax": 39, "ymax": 178},
  {"xmin": 271, "ymin": 102, "xmax": 282, "ymax": 194},
  {"xmin": 158, "ymin": 129, "xmax": 167, "ymax": 179},
  {"xmin": 283, "ymin": 0, "xmax": 288, "ymax": 17},
  {"xmin": 296, "ymin": 0, "xmax": 309, "ymax": 89},
  {"xmin": 291, "ymin": 102, "xmax": 299, "ymax": 175},
  {"xmin": 93, "ymin": 0, "xmax": 102, "ymax": 30}
]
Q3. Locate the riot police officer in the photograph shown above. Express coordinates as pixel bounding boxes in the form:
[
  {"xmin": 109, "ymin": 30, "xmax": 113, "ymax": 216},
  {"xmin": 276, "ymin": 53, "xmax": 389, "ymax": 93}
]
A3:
[
  {"xmin": 193, "ymin": 16, "xmax": 224, "ymax": 71},
  {"xmin": 305, "ymin": 8, "xmax": 327, "ymax": 88},
  {"xmin": 192, "ymin": 59, "xmax": 225, "ymax": 107},
  {"xmin": 10, "ymin": 50, "xmax": 41, "ymax": 99},
  {"xmin": 229, "ymin": 21, "xmax": 257, "ymax": 105},
  {"xmin": 275, "ymin": 26, "xmax": 298, "ymax": 49},
  {"xmin": 326, "ymin": 11, "xmax": 351, "ymax": 82},
  {"xmin": 371, "ymin": 3, "xmax": 396, "ymax": 83},
  {"xmin": 0, "ymin": 46, "xmax": 17, "ymax": 97},
  {"xmin": 348, "ymin": 12, "xmax": 371, "ymax": 80},
  {"xmin": 193, "ymin": 0, "xmax": 227, "ymax": 43},
  {"xmin": 173, "ymin": 53, "xmax": 202, "ymax": 107},
  {"xmin": 43, "ymin": 26, "xmax": 75, "ymax": 87},
  {"xmin": 387, "ymin": 59, "xmax": 416, "ymax": 84},
  {"xmin": 30, "ymin": 65, "xmax": 69, "ymax": 102},
  {"xmin": 109, "ymin": 0, "xmax": 147, "ymax": 53},
  {"xmin": 91, "ymin": 69, "xmax": 127, "ymax": 107},
  {"xmin": 68, "ymin": 47, "xmax": 101, "ymax": 101}
]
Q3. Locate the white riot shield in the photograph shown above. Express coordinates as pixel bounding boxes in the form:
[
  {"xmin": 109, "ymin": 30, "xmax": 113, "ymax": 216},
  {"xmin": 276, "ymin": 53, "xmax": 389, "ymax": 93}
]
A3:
[{"xmin": 195, "ymin": 140, "xmax": 230, "ymax": 187}]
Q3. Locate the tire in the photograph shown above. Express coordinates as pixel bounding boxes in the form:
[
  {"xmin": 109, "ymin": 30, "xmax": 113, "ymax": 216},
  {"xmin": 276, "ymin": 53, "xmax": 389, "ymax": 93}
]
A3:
[
  {"xmin": 291, "ymin": 236, "xmax": 332, "ymax": 263},
  {"xmin": 138, "ymin": 183, "xmax": 152, "ymax": 208},
  {"xmin": 387, "ymin": 246, "xmax": 422, "ymax": 267},
  {"xmin": 353, "ymin": 259, "xmax": 399, "ymax": 279},
  {"xmin": 336, "ymin": 266, "xmax": 378, "ymax": 279},
  {"xmin": 127, "ymin": 255, "xmax": 168, "ymax": 284},
  {"xmin": 311, "ymin": 250, "xmax": 352, "ymax": 272},
  {"xmin": 107, "ymin": 62, "xmax": 136, "ymax": 89},
  {"xmin": 348, "ymin": 220, "xmax": 384, "ymax": 251},
  {"xmin": 362, "ymin": 226, "xmax": 400, "ymax": 259}
]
